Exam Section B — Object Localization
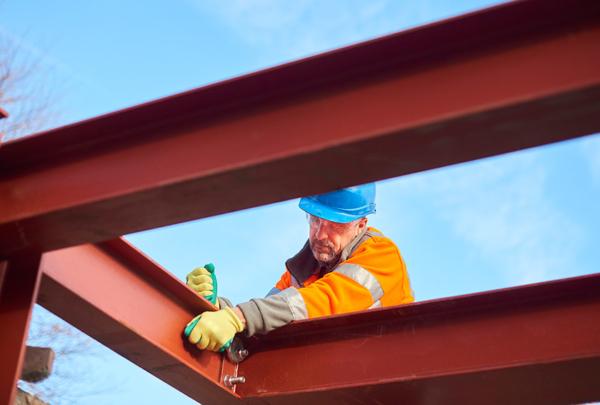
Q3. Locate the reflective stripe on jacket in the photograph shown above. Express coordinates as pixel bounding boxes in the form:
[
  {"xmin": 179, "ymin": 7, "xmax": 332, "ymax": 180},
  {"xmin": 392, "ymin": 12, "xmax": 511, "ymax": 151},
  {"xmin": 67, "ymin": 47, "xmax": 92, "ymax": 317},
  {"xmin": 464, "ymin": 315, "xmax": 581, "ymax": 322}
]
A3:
[{"xmin": 237, "ymin": 227, "xmax": 413, "ymax": 336}]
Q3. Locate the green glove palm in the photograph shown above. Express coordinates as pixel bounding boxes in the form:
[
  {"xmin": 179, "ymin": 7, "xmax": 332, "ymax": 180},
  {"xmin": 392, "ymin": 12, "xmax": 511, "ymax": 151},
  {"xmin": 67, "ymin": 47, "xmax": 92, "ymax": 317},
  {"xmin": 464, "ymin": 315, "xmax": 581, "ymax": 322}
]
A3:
[
  {"xmin": 186, "ymin": 263, "xmax": 219, "ymax": 308},
  {"xmin": 184, "ymin": 307, "xmax": 244, "ymax": 352}
]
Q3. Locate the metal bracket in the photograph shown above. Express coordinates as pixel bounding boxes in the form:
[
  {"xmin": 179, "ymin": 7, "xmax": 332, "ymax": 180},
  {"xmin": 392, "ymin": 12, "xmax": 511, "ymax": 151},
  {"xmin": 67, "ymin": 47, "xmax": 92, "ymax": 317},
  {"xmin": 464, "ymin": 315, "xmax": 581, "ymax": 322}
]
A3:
[{"xmin": 225, "ymin": 336, "xmax": 249, "ymax": 364}]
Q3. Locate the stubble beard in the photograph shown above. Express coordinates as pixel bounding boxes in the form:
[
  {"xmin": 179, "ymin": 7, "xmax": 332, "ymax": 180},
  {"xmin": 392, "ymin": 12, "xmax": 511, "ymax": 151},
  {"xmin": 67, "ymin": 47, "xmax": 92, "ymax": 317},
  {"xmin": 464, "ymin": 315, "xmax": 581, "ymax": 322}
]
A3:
[{"xmin": 310, "ymin": 240, "xmax": 339, "ymax": 266}]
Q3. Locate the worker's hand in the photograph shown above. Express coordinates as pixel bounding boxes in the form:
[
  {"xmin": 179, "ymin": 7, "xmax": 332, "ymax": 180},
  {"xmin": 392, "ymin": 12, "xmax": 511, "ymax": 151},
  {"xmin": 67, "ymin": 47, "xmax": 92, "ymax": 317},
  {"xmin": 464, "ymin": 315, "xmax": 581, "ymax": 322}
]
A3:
[
  {"xmin": 186, "ymin": 263, "xmax": 219, "ymax": 308},
  {"xmin": 184, "ymin": 307, "xmax": 245, "ymax": 352}
]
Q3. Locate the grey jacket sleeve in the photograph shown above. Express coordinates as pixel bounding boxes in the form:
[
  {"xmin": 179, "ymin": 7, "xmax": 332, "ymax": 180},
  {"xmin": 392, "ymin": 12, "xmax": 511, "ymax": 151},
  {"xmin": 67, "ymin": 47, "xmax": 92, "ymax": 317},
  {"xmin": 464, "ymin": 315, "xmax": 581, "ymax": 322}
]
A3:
[
  {"xmin": 237, "ymin": 288, "xmax": 306, "ymax": 336},
  {"xmin": 217, "ymin": 296, "xmax": 234, "ymax": 309}
]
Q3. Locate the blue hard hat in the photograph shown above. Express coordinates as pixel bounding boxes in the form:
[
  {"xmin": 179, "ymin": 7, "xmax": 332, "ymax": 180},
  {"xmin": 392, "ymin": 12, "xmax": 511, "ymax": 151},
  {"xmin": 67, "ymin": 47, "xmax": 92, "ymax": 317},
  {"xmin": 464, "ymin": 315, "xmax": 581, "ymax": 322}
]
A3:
[{"xmin": 299, "ymin": 183, "xmax": 376, "ymax": 223}]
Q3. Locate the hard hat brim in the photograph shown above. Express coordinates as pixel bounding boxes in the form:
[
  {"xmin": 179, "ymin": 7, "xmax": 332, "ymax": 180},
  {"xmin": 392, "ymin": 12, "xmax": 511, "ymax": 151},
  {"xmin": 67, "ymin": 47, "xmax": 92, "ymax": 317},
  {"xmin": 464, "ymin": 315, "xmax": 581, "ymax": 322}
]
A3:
[{"xmin": 299, "ymin": 197, "xmax": 368, "ymax": 223}]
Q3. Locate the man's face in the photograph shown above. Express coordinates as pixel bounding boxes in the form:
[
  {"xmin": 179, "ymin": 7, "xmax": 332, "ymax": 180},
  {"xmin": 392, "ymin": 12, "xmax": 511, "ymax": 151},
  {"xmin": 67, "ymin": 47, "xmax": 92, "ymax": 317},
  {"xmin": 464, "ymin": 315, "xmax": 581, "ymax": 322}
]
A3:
[{"xmin": 307, "ymin": 214, "xmax": 367, "ymax": 265}]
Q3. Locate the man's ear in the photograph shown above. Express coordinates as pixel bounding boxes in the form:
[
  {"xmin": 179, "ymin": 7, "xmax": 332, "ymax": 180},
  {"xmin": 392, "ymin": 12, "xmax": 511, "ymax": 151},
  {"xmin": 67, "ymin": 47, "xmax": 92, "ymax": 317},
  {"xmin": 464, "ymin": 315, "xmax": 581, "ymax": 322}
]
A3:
[{"xmin": 358, "ymin": 217, "xmax": 368, "ymax": 230}]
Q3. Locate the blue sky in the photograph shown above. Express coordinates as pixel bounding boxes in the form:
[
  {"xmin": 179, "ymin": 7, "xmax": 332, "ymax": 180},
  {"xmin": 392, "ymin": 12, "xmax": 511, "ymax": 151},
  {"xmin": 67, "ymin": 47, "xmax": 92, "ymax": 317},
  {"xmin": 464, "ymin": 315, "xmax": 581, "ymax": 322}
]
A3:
[{"xmin": 3, "ymin": 1, "xmax": 599, "ymax": 404}]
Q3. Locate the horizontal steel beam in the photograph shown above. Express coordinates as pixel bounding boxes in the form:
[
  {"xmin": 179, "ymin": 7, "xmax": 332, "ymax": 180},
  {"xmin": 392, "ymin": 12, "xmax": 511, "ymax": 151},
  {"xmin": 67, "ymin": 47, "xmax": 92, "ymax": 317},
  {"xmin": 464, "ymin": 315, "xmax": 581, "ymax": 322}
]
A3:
[
  {"xmin": 37, "ymin": 238, "xmax": 240, "ymax": 405},
  {"xmin": 37, "ymin": 238, "xmax": 600, "ymax": 404},
  {"xmin": 2, "ymin": 0, "xmax": 600, "ymax": 256},
  {"xmin": 238, "ymin": 273, "xmax": 600, "ymax": 404}
]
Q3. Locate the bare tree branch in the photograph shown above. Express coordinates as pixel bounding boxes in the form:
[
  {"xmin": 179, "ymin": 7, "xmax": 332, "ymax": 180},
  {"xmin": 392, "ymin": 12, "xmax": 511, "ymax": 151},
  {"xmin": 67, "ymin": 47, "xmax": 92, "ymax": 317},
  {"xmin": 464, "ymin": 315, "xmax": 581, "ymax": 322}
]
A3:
[
  {"xmin": 1, "ymin": 29, "xmax": 119, "ymax": 404},
  {"xmin": 0, "ymin": 32, "xmax": 59, "ymax": 141},
  {"xmin": 20, "ymin": 306, "xmax": 124, "ymax": 404}
]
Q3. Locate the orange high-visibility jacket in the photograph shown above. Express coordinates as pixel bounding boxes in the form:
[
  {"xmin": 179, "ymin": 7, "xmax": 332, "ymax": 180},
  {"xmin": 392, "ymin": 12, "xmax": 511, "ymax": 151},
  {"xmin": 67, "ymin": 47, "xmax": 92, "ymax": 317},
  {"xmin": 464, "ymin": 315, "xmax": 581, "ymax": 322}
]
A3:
[{"xmin": 237, "ymin": 227, "xmax": 413, "ymax": 336}]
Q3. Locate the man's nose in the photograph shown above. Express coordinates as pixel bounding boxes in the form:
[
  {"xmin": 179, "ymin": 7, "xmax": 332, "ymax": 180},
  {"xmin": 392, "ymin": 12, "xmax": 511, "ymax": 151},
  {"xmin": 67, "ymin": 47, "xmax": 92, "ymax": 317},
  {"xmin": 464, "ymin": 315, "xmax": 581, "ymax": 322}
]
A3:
[{"xmin": 315, "ymin": 222, "xmax": 330, "ymax": 240}]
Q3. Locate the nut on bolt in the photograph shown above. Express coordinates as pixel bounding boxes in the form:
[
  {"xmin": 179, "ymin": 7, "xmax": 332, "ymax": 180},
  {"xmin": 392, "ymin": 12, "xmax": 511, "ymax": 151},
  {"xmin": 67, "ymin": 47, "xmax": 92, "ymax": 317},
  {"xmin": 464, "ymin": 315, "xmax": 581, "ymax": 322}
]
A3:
[{"xmin": 223, "ymin": 375, "xmax": 246, "ymax": 387}]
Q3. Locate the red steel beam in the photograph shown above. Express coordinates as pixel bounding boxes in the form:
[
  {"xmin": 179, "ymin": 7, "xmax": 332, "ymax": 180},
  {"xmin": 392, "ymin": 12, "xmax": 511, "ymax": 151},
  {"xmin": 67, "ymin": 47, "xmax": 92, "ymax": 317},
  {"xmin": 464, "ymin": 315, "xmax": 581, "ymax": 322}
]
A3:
[
  {"xmin": 237, "ymin": 273, "xmax": 600, "ymax": 404},
  {"xmin": 0, "ymin": 251, "xmax": 42, "ymax": 405},
  {"xmin": 37, "ymin": 238, "xmax": 240, "ymax": 405},
  {"xmin": 1, "ymin": 0, "xmax": 600, "ymax": 257},
  {"xmin": 35, "ymin": 238, "xmax": 600, "ymax": 404}
]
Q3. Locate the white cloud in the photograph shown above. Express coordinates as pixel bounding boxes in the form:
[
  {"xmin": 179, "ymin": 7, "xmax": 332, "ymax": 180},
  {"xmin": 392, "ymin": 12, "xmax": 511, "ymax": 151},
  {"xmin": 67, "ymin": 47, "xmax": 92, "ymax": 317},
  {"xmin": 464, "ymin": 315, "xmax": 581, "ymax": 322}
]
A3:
[
  {"xmin": 187, "ymin": 0, "xmax": 504, "ymax": 63},
  {"xmin": 187, "ymin": 0, "xmax": 432, "ymax": 59},
  {"xmin": 392, "ymin": 149, "xmax": 583, "ymax": 285}
]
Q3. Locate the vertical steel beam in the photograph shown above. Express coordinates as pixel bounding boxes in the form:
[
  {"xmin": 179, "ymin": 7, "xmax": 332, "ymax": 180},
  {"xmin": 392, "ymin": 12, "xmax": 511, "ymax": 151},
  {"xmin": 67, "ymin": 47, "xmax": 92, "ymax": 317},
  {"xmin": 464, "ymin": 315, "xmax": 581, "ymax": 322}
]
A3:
[{"xmin": 0, "ymin": 251, "xmax": 42, "ymax": 405}]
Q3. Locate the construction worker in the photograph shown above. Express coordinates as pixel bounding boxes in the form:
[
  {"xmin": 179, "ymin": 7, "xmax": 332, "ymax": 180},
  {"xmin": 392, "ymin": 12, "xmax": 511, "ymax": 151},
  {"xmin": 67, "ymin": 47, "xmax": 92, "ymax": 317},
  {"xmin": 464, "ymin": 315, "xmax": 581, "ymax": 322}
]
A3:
[{"xmin": 185, "ymin": 183, "xmax": 413, "ymax": 352}]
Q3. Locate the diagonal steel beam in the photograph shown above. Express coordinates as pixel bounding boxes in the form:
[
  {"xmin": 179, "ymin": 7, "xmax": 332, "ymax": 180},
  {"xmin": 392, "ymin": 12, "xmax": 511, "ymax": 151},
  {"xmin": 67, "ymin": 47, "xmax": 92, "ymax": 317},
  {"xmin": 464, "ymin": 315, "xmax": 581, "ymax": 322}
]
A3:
[
  {"xmin": 237, "ymin": 273, "xmax": 600, "ymax": 405},
  {"xmin": 2, "ymin": 0, "xmax": 600, "ymax": 256},
  {"xmin": 37, "ymin": 238, "xmax": 240, "ymax": 405}
]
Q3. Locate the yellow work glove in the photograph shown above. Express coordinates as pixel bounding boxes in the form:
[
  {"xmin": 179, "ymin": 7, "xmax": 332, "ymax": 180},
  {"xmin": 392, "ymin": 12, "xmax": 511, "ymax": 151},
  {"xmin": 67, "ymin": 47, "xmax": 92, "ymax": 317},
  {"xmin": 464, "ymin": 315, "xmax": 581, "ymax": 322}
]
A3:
[
  {"xmin": 185, "ymin": 307, "xmax": 244, "ymax": 352},
  {"xmin": 186, "ymin": 263, "xmax": 219, "ymax": 308}
]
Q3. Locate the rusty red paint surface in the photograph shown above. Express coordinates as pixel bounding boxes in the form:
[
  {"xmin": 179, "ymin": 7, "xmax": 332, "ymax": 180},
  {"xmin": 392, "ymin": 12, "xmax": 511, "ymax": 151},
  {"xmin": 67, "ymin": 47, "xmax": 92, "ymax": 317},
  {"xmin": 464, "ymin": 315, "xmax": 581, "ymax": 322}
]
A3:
[
  {"xmin": 35, "ymin": 239, "xmax": 600, "ymax": 404},
  {"xmin": 0, "ymin": 252, "xmax": 43, "ymax": 405},
  {"xmin": 0, "ymin": 1, "xmax": 599, "ymax": 404},
  {"xmin": 38, "ymin": 239, "xmax": 240, "ymax": 405},
  {"xmin": 1, "ymin": 0, "xmax": 600, "ymax": 256},
  {"xmin": 238, "ymin": 273, "xmax": 600, "ymax": 404}
]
